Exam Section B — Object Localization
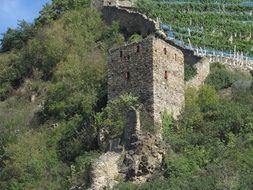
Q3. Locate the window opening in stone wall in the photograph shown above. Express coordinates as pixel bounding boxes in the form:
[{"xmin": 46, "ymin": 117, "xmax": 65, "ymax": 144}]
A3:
[
  {"xmin": 120, "ymin": 50, "xmax": 123, "ymax": 58},
  {"xmin": 127, "ymin": 55, "xmax": 130, "ymax": 61},
  {"xmin": 164, "ymin": 48, "xmax": 167, "ymax": 55},
  {"xmin": 126, "ymin": 72, "xmax": 130, "ymax": 80},
  {"xmin": 108, "ymin": 2, "xmax": 111, "ymax": 5},
  {"xmin": 174, "ymin": 53, "xmax": 177, "ymax": 61},
  {"xmin": 136, "ymin": 45, "xmax": 140, "ymax": 53},
  {"xmin": 164, "ymin": 70, "xmax": 168, "ymax": 80}
]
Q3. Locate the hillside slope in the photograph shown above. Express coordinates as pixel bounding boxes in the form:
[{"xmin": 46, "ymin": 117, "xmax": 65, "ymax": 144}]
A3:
[{"xmin": 0, "ymin": 0, "xmax": 253, "ymax": 190}]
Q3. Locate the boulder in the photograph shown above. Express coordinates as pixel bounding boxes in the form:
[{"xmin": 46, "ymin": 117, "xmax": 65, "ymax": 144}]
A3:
[
  {"xmin": 121, "ymin": 132, "xmax": 166, "ymax": 183},
  {"xmin": 89, "ymin": 152, "xmax": 121, "ymax": 190}
]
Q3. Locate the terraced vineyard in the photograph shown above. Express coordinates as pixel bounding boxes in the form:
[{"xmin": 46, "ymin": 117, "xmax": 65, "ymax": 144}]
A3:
[{"xmin": 136, "ymin": 0, "xmax": 253, "ymax": 57}]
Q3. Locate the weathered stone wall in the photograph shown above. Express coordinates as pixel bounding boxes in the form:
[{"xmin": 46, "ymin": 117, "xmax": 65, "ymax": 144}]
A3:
[
  {"xmin": 91, "ymin": 0, "xmax": 137, "ymax": 10},
  {"xmin": 185, "ymin": 57, "xmax": 252, "ymax": 89},
  {"xmin": 108, "ymin": 37, "xmax": 155, "ymax": 118},
  {"xmin": 122, "ymin": 107, "xmax": 141, "ymax": 150},
  {"xmin": 102, "ymin": 6, "xmax": 158, "ymax": 38},
  {"xmin": 185, "ymin": 58, "xmax": 210, "ymax": 89},
  {"xmin": 103, "ymin": 0, "xmax": 136, "ymax": 8},
  {"xmin": 91, "ymin": 0, "xmax": 104, "ymax": 10},
  {"xmin": 152, "ymin": 38, "xmax": 184, "ymax": 122},
  {"xmin": 108, "ymin": 36, "xmax": 184, "ymax": 125},
  {"xmin": 156, "ymin": 30, "xmax": 202, "ymax": 65}
]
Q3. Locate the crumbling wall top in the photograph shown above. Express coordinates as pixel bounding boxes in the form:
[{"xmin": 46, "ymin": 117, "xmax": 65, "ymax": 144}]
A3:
[{"xmin": 91, "ymin": 0, "xmax": 137, "ymax": 10}]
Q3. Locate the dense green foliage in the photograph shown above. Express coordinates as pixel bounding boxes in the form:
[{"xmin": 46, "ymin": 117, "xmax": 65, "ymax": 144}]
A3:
[
  {"xmin": 96, "ymin": 94, "xmax": 139, "ymax": 138},
  {"xmin": 205, "ymin": 63, "xmax": 251, "ymax": 90},
  {"xmin": 0, "ymin": 21, "xmax": 35, "ymax": 52},
  {"xmin": 0, "ymin": 0, "xmax": 124, "ymax": 189},
  {"xmin": 136, "ymin": 0, "xmax": 253, "ymax": 55},
  {"xmin": 184, "ymin": 62, "xmax": 197, "ymax": 81}
]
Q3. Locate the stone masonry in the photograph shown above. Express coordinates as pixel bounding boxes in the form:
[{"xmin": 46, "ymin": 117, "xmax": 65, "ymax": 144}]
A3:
[
  {"xmin": 102, "ymin": 6, "xmax": 159, "ymax": 38},
  {"xmin": 108, "ymin": 36, "xmax": 184, "ymax": 126},
  {"xmin": 91, "ymin": 0, "xmax": 136, "ymax": 10}
]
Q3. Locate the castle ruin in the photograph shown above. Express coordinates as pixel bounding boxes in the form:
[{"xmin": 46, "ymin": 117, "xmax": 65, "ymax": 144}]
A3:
[{"xmin": 91, "ymin": 0, "xmax": 186, "ymax": 126}]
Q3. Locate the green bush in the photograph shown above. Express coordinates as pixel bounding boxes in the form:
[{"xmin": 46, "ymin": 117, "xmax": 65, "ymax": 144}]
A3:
[
  {"xmin": 57, "ymin": 115, "xmax": 98, "ymax": 162},
  {"xmin": 70, "ymin": 151, "xmax": 101, "ymax": 188},
  {"xmin": 0, "ymin": 130, "xmax": 69, "ymax": 190},
  {"xmin": 0, "ymin": 52, "xmax": 22, "ymax": 99},
  {"xmin": 0, "ymin": 5, "xmax": 124, "ymax": 190},
  {"xmin": 0, "ymin": 21, "xmax": 35, "ymax": 52},
  {"xmin": 205, "ymin": 63, "xmax": 235, "ymax": 89},
  {"xmin": 128, "ymin": 33, "xmax": 143, "ymax": 44},
  {"xmin": 205, "ymin": 63, "xmax": 251, "ymax": 90},
  {"xmin": 184, "ymin": 63, "xmax": 197, "ymax": 81},
  {"xmin": 95, "ymin": 94, "xmax": 139, "ymax": 140}
]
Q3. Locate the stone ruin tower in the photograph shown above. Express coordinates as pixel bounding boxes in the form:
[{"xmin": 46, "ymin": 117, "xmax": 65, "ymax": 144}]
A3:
[{"xmin": 108, "ymin": 36, "xmax": 185, "ymax": 126}]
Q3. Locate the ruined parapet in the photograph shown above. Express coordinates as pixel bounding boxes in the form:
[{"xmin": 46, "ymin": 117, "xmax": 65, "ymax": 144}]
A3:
[
  {"xmin": 92, "ymin": 0, "xmax": 159, "ymax": 38},
  {"xmin": 108, "ymin": 36, "xmax": 184, "ymax": 126},
  {"xmin": 102, "ymin": 6, "xmax": 159, "ymax": 38},
  {"xmin": 121, "ymin": 107, "xmax": 141, "ymax": 150},
  {"xmin": 91, "ymin": 0, "xmax": 137, "ymax": 10}
]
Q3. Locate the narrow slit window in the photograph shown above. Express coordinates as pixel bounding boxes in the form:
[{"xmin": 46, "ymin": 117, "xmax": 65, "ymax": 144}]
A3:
[
  {"xmin": 120, "ymin": 50, "xmax": 123, "ymax": 58},
  {"xmin": 174, "ymin": 53, "xmax": 177, "ymax": 61},
  {"xmin": 164, "ymin": 70, "xmax": 168, "ymax": 80},
  {"xmin": 126, "ymin": 72, "xmax": 130, "ymax": 80},
  {"xmin": 136, "ymin": 45, "xmax": 140, "ymax": 53},
  {"xmin": 164, "ymin": 48, "xmax": 167, "ymax": 55}
]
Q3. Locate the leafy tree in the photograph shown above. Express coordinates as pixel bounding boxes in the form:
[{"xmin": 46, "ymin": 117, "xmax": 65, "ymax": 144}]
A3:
[
  {"xmin": 0, "ymin": 130, "xmax": 69, "ymax": 190},
  {"xmin": 35, "ymin": 0, "xmax": 91, "ymax": 26},
  {"xmin": 0, "ymin": 52, "xmax": 22, "ymax": 99},
  {"xmin": 95, "ymin": 94, "xmax": 139, "ymax": 139},
  {"xmin": 128, "ymin": 33, "xmax": 143, "ymax": 44},
  {"xmin": 1, "ymin": 21, "xmax": 35, "ymax": 52},
  {"xmin": 184, "ymin": 63, "xmax": 197, "ymax": 81}
]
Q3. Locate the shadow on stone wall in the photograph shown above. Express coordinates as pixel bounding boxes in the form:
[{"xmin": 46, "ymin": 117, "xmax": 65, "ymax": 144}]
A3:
[{"xmin": 102, "ymin": 6, "xmax": 158, "ymax": 38}]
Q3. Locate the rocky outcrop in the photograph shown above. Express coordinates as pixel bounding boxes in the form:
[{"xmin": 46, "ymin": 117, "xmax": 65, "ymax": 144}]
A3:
[
  {"xmin": 88, "ymin": 108, "xmax": 167, "ymax": 189},
  {"xmin": 120, "ymin": 132, "xmax": 166, "ymax": 183},
  {"xmin": 88, "ymin": 152, "xmax": 121, "ymax": 190}
]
